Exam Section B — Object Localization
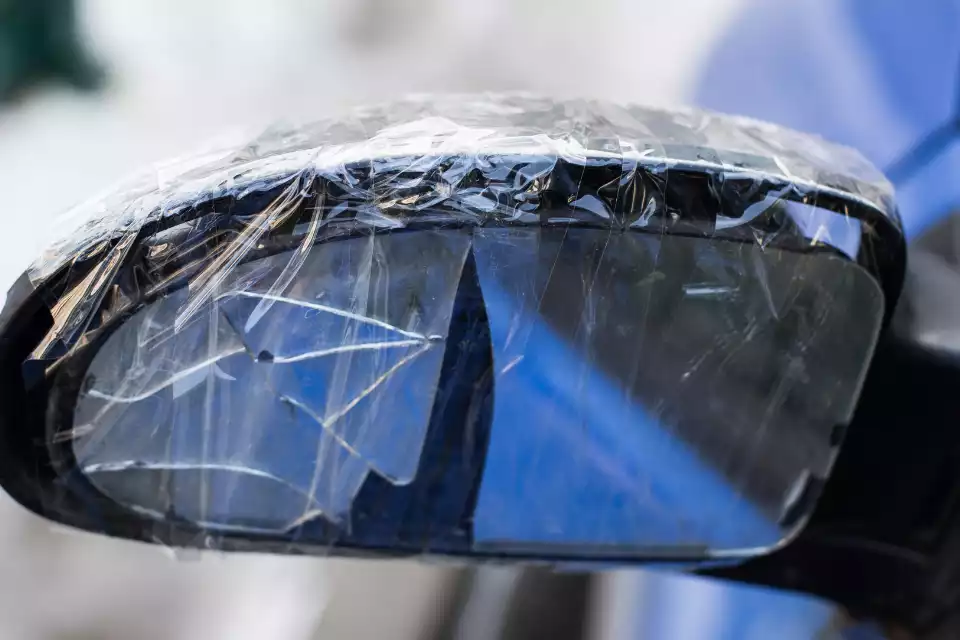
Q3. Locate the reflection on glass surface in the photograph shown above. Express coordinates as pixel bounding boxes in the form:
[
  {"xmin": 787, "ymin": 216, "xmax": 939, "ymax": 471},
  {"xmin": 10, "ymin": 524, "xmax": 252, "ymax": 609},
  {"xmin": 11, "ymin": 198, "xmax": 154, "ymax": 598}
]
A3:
[
  {"xmin": 470, "ymin": 229, "xmax": 881, "ymax": 553},
  {"xmin": 70, "ymin": 226, "xmax": 883, "ymax": 557}
]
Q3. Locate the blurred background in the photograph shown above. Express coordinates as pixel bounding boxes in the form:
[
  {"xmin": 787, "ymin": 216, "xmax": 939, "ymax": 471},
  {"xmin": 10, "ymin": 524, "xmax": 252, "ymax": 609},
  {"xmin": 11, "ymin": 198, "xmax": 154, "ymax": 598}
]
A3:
[{"xmin": 1, "ymin": 0, "xmax": 956, "ymax": 638}]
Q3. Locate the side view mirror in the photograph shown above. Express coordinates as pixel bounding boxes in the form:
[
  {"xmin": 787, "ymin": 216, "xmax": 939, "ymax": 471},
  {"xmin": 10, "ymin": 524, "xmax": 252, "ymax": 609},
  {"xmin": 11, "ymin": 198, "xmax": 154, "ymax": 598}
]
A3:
[{"xmin": 0, "ymin": 96, "xmax": 917, "ymax": 626}]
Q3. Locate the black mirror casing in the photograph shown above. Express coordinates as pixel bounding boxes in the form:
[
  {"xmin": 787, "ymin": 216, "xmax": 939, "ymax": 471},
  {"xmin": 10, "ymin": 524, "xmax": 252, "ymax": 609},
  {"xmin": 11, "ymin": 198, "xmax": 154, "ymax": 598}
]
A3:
[{"xmin": 0, "ymin": 97, "xmax": 907, "ymax": 594}]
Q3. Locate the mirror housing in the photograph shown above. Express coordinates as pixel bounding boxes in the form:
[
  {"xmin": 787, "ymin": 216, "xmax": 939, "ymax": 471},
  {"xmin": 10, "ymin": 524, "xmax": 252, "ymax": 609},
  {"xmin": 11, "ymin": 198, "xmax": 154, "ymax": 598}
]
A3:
[{"xmin": 0, "ymin": 96, "xmax": 905, "ymax": 566}]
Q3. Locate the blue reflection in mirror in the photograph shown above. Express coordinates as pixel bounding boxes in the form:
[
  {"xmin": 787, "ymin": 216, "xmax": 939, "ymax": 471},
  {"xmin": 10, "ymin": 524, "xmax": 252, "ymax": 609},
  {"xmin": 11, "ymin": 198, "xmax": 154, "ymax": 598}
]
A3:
[{"xmin": 71, "ymin": 226, "xmax": 882, "ymax": 558}]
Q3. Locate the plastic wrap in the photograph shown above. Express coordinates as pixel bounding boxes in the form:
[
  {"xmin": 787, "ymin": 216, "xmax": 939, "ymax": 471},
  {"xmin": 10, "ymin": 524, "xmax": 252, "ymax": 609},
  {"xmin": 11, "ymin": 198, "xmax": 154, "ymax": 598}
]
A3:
[{"xmin": 0, "ymin": 95, "xmax": 904, "ymax": 560}]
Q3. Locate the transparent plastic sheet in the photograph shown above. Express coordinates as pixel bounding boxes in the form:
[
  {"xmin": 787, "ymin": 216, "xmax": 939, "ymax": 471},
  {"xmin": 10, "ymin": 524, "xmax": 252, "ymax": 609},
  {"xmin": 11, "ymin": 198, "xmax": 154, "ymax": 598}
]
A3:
[{"xmin": 11, "ymin": 95, "xmax": 899, "ymax": 559}]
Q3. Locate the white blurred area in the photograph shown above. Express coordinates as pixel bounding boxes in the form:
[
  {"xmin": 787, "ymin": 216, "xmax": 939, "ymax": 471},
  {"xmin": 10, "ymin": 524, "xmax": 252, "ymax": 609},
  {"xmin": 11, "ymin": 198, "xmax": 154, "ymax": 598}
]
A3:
[{"xmin": 0, "ymin": 1, "xmax": 743, "ymax": 638}]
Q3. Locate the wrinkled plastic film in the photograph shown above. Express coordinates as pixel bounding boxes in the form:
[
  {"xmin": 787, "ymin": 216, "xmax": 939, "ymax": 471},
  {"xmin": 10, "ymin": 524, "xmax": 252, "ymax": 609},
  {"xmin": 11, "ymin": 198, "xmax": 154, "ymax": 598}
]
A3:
[
  {"xmin": 72, "ymin": 231, "xmax": 471, "ymax": 533},
  {"xmin": 29, "ymin": 95, "xmax": 897, "ymax": 284},
  {"xmin": 26, "ymin": 96, "xmax": 898, "ymax": 365},
  {"xmin": 19, "ymin": 95, "xmax": 895, "ymax": 557}
]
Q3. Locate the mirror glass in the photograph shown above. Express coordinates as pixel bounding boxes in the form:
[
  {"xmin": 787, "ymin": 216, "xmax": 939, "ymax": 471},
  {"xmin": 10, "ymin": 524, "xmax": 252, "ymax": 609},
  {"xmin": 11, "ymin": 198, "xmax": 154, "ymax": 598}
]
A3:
[{"xmin": 67, "ymin": 226, "xmax": 884, "ymax": 558}]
